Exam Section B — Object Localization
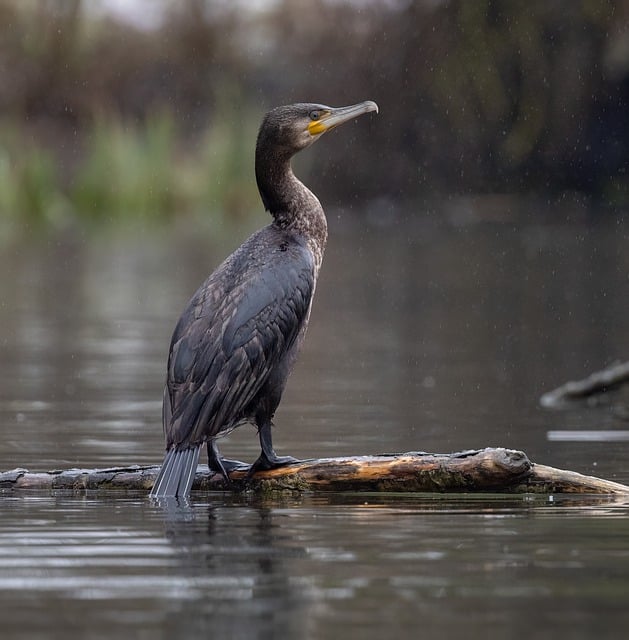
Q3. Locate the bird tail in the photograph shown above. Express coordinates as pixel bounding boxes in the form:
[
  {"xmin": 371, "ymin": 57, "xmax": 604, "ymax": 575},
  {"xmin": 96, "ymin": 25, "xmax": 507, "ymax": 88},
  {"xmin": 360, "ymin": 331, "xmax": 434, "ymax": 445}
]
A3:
[{"xmin": 150, "ymin": 445, "xmax": 201, "ymax": 498}]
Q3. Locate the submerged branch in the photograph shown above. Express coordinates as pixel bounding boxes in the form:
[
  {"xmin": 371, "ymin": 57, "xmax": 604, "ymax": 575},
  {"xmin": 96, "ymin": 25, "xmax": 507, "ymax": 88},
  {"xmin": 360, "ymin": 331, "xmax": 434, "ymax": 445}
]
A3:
[
  {"xmin": 541, "ymin": 360, "xmax": 629, "ymax": 408},
  {"xmin": 1, "ymin": 448, "xmax": 628, "ymax": 495}
]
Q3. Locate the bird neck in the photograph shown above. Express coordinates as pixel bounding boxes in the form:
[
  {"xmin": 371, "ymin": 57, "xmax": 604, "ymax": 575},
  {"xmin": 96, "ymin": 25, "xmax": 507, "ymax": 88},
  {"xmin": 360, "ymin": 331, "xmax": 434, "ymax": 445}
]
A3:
[{"xmin": 255, "ymin": 153, "xmax": 328, "ymax": 264}]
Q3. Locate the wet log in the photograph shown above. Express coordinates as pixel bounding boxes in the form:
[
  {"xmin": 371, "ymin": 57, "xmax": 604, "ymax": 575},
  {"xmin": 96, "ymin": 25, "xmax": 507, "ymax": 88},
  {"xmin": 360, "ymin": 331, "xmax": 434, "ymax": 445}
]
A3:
[
  {"xmin": 1, "ymin": 448, "xmax": 628, "ymax": 495},
  {"xmin": 541, "ymin": 360, "xmax": 629, "ymax": 407}
]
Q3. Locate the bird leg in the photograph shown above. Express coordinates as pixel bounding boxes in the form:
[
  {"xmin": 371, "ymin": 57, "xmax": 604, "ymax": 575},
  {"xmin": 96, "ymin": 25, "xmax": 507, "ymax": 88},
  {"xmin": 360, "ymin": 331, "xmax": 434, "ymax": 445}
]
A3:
[
  {"xmin": 247, "ymin": 421, "xmax": 299, "ymax": 477},
  {"xmin": 207, "ymin": 440, "xmax": 249, "ymax": 484}
]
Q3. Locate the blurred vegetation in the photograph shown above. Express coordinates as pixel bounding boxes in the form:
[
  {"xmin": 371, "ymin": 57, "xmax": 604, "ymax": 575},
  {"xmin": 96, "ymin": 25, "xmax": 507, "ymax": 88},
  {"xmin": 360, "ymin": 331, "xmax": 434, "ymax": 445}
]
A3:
[{"xmin": 0, "ymin": 0, "xmax": 627, "ymax": 231}]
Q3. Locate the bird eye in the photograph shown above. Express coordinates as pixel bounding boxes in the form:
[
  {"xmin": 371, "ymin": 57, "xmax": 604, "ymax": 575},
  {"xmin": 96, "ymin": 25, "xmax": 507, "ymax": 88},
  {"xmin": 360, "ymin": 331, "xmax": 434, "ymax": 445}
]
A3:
[{"xmin": 309, "ymin": 111, "xmax": 321, "ymax": 121}]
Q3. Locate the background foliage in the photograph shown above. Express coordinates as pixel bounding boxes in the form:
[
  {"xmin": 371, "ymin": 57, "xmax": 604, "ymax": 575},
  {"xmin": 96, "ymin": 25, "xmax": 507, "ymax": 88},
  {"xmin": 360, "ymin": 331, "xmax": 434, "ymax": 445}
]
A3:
[{"xmin": 0, "ymin": 0, "xmax": 628, "ymax": 228}]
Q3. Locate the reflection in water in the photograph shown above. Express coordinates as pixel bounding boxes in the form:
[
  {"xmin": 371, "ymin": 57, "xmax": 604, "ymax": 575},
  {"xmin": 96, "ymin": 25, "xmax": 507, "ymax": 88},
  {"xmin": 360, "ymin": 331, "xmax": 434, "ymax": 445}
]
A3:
[
  {"xmin": 161, "ymin": 499, "xmax": 310, "ymax": 638},
  {"xmin": 1, "ymin": 494, "xmax": 629, "ymax": 639},
  {"xmin": 548, "ymin": 430, "xmax": 629, "ymax": 442}
]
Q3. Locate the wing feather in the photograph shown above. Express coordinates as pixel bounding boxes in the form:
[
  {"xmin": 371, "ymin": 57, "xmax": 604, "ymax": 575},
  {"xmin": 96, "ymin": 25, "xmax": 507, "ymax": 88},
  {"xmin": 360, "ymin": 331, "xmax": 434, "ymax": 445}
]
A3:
[{"xmin": 164, "ymin": 231, "xmax": 315, "ymax": 449}]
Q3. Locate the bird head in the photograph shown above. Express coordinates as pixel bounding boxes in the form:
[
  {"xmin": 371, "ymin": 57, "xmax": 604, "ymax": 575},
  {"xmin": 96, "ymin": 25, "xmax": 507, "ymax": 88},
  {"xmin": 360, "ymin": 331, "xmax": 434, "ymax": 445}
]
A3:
[{"xmin": 258, "ymin": 101, "xmax": 379, "ymax": 157}]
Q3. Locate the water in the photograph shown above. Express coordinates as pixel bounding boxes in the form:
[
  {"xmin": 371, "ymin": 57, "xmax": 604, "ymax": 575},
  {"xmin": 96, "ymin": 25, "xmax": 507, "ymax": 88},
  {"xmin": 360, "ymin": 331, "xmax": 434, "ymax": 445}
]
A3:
[
  {"xmin": 1, "ymin": 493, "xmax": 629, "ymax": 640},
  {"xmin": 0, "ymin": 201, "xmax": 628, "ymax": 638}
]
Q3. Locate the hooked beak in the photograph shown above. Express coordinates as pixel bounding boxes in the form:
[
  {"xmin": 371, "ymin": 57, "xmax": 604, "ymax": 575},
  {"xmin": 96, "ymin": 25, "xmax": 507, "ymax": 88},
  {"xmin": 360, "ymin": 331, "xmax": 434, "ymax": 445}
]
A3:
[{"xmin": 308, "ymin": 100, "xmax": 379, "ymax": 136}]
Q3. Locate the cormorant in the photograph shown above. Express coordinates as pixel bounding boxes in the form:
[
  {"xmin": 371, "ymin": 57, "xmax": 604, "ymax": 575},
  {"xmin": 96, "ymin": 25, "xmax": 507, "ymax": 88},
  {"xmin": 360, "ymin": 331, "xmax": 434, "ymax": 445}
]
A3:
[{"xmin": 150, "ymin": 100, "xmax": 378, "ymax": 498}]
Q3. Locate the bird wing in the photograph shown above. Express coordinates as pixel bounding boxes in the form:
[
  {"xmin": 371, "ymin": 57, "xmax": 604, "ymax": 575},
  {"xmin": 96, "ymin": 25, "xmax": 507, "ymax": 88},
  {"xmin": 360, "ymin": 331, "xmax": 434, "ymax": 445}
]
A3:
[{"xmin": 163, "ymin": 238, "xmax": 315, "ymax": 448}]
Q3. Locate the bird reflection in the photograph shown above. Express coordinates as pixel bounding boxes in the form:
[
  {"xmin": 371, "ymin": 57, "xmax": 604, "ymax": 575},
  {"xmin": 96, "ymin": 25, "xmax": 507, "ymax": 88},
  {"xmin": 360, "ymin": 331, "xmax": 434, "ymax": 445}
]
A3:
[{"xmin": 158, "ymin": 497, "xmax": 311, "ymax": 638}]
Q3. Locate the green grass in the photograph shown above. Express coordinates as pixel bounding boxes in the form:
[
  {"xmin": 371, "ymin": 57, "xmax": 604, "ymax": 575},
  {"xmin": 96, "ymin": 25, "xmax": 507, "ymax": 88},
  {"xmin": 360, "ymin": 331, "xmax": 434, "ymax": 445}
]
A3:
[
  {"xmin": 72, "ymin": 113, "xmax": 179, "ymax": 219},
  {"xmin": 0, "ymin": 107, "xmax": 261, "ymax": 236},
  {"xmin": 0, "ymin": 132, "xmax": 69, "ymax": 233}
]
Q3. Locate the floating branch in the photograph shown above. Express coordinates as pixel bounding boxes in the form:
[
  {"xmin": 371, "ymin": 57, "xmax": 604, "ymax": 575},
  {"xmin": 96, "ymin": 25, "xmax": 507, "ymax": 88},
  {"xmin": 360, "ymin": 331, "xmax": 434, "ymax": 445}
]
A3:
[
  {"xmin": 541, "ymin": 360, "xmax": 629, "ymax": 408},
  {"xmin": 1, "ymin": 448, "xmax": 628, "ymax": 495}
]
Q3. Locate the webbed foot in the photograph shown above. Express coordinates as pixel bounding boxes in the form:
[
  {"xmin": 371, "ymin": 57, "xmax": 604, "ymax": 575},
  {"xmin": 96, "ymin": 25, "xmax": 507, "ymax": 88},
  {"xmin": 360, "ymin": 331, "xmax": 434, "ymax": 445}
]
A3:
[
  {"xmin": 216, "ymin": 457, "xmax": 250, "ymax": 473},
  {"xmin": 208, "ymin": 441, "xmax": 249, "ymax": 486},
  {"xmin": 246, "ymin": 453, "xmax": 300, "ymax": 479}
]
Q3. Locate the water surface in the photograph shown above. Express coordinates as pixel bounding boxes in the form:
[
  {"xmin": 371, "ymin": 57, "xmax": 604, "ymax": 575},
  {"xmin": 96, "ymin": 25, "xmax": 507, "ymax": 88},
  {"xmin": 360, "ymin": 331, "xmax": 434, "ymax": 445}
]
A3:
[
  {"xmin": 1, "ymin": 493, "xmax": 629, "ymax": 640},
  {"xmin": 0, "ymin": 202, "xmax": 628, "ymax": 638}
]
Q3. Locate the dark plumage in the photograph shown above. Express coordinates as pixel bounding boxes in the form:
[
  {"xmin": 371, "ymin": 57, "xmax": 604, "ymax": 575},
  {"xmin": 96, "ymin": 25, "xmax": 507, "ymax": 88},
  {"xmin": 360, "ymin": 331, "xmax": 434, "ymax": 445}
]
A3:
[{"xmin": 150, "ymin": 100, "xmax": 378, "ymax": 498}]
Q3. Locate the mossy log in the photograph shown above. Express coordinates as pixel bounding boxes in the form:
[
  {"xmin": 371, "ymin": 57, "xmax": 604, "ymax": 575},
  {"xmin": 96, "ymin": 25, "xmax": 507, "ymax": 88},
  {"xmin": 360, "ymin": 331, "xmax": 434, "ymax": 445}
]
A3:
[{"xmin": 1, "ymin": 448, "xmax": 628, "ymax": 495}]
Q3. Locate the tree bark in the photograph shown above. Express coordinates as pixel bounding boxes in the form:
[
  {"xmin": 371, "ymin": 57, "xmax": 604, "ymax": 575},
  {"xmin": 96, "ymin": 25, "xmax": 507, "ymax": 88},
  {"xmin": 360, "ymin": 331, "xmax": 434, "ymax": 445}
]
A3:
[{"xmin": 2, "ymin": 448, "xmax": 628, "ymax": 495}]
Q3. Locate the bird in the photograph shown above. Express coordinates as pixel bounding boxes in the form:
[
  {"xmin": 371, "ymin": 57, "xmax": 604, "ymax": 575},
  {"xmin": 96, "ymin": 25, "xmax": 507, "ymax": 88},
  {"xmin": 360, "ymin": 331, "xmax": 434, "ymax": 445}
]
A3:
[{"xmin": 150, "ymin": 100, "xmax": 379, "ymax": 498}]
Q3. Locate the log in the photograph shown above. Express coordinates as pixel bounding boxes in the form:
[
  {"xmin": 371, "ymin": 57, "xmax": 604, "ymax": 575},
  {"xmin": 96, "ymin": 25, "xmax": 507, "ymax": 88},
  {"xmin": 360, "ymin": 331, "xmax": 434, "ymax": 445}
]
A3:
[
  {"xmin": 540, "ymin": 360, "xmax": 629, "ymax": 407},
  {"xmin": 1, "ymin": 448, "xmax": 628, "ymax": 495}
]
